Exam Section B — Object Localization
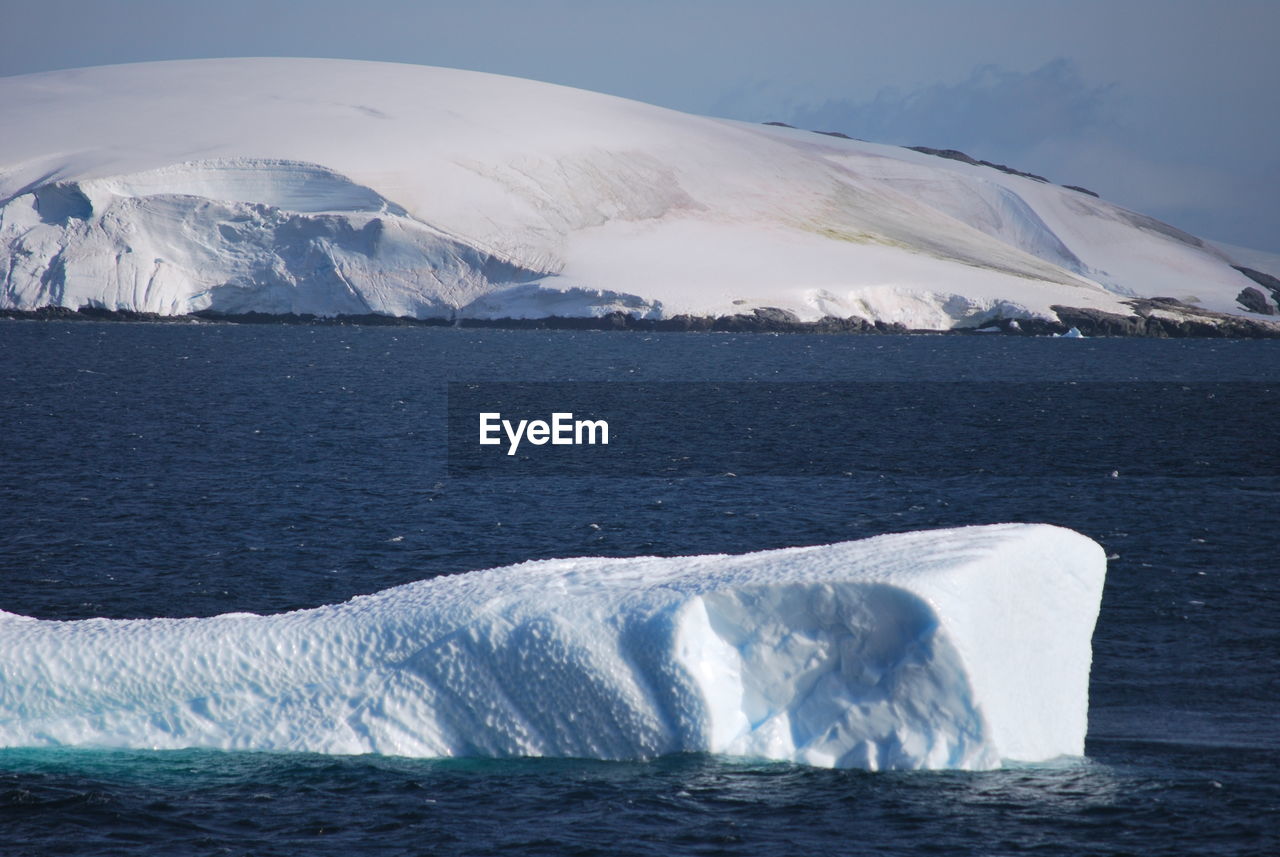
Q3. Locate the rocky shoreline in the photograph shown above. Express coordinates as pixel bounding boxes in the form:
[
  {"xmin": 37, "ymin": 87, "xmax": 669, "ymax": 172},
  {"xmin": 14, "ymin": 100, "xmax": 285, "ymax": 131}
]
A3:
[{"xmin": 4, "ymin": 299, "xmax": 1279, "ymax": 338}]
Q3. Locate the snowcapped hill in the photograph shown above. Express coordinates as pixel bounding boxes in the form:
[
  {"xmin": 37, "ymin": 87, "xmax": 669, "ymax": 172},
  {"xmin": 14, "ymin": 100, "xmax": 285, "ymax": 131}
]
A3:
[{"xmin": 1, "ymin": 58, "xmax": 1276, "ymax": 332}]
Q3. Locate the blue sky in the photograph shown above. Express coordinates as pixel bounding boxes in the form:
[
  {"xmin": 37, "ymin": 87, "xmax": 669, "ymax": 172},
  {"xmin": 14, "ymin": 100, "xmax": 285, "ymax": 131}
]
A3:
[{"xmin": 3, "ymin": 0, "xmax": 1276, "ymax": 251}]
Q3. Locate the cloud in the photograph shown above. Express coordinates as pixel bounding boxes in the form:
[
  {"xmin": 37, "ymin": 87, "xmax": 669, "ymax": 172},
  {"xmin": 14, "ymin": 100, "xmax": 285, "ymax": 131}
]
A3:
[{"xmin": 788, "ymin": 59, "xmax": 1114, "ymax": 159}]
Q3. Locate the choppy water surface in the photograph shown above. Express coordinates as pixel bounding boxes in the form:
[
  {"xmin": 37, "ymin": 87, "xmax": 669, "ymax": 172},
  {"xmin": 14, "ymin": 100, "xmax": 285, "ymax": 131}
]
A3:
[{"xmin": 1, "ymin": 323, "xmax": 1277, "ymax": 855}]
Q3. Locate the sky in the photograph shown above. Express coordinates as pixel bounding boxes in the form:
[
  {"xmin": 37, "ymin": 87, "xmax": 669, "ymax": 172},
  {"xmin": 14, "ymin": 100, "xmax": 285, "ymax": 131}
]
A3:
[{"xmin": 2, "ymin": 0, "xmax": 1277, "ymax": 252}]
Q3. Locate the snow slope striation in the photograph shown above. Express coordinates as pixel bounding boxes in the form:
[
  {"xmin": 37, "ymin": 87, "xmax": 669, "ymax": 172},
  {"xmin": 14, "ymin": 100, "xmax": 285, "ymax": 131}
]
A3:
[
  {"xmin": 0, "ymin": 525, "xmax": 1106, "ymax": 770},
  {"xmin": 0, "ymin": 59, "xmax": 1273, "ymax": 328}
]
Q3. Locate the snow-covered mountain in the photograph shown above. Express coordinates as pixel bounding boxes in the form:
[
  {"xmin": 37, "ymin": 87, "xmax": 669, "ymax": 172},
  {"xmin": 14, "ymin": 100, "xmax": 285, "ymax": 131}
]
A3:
[{"xmin": 1, "ymin": 58, "xmax": 1277, "ymax": 332}]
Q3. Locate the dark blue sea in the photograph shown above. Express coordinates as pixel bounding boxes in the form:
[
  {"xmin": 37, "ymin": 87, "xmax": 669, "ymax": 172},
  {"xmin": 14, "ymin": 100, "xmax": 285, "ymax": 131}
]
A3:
[{"xmin": 1, "ymin": 322, "xmax": 1277, "ymax": 856}]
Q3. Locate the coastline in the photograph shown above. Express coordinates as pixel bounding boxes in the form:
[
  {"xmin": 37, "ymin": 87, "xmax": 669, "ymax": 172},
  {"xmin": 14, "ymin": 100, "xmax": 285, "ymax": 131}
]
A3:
[{"xmin": 5, "ymin": 299, "xmax": 1280, "ymax": 338}]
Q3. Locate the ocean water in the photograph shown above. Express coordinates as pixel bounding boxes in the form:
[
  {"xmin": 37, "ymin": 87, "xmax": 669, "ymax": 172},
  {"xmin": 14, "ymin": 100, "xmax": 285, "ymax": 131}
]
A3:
[{"xmin": 1, "ymin": 323, "xmax": 1277, "ymax": 855}]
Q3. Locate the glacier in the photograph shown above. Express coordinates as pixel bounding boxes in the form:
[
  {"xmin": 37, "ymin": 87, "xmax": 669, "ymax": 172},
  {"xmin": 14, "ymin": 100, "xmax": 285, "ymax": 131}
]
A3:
[
  {"xmin": 0, "ymin": 524, "xmax": 1106, "ymax": 770},
  {"xmin": 1, "ymin": 58, "xmax": 1277, "ymax": 329}
]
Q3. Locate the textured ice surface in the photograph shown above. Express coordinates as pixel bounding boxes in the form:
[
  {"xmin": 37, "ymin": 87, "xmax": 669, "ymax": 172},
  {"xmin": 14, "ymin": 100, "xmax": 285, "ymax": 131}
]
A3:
[
  {"xmin": 0, "ymin": 59, "xmax": 1268, "ymax": 326},
  {"xmin": 0, "ymin": 525, "xmax": 1106, "ymax": 770}
]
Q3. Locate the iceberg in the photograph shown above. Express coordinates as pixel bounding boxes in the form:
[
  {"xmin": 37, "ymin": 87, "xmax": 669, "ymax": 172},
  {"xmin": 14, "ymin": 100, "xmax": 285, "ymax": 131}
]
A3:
[{"xmin": 0, "ymin": 524, "xmax": 1106, "ymax": 770}]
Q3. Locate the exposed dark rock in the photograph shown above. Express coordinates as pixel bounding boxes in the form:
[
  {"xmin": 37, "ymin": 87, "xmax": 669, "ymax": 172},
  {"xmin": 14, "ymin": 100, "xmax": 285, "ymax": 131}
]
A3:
[
  {"xmin": 815, "ymin": 130, "xmax": 855, "ymax": 140},
  {"xmin": 0, "ymin": 305, "xmax": 909, "ymax": 334},
  {"xmin": 5, "ymin": 299, "xmax": 1279, "ymax": 337},
  {"xmin": 1051, "ymin": 298, "xmax": 1280, "ymax": 338},
  {"xmin": 907, "ymin": 146, "xmax": 1049, "ymax": 183},
  {"xmin": 434, "ymin": 307, "xmax": 911, "ymax": 334},
  {"xmin": 1237, "ymin": 287, "xmax": 1275, "ymax": 315},
  {"xmin": 750, "ymin": 306, "xmax": 801, "ymax": 325},
  {"xmin": 1063, "ymin": 185, "xmax": 1100, "ymax": 198},
  {"xmin": 908, "ymin": 146, "xmax": 980, "ymax": 166},
  {"xmin": 1233, "ymin": 264, "xmax": 1280, "ymax": 292},
  {"xmin": 0, "ymin": 305, "xmax": 174, "ymax": 323},
  {"xmin": 193, "ymin": 310, "xmax": 324, "ymax": 325},
  {"xmin": 763, "ymin": 121, "xmax": 796, "ymax": 128},
  {"xmin": 1050, "ymin": 305, "xmax": 1148, "ymax": 337},
  {"xmin": 1233, "ymin": 265, "xmax": 1280, "ymax": 310},
  {"xmin": 968, "ymin": 316, "xmax": 1063, "ymax": 336},
  {"xmin": 0, "ymin": 305, "xmax": 78, "ymax": 321}
]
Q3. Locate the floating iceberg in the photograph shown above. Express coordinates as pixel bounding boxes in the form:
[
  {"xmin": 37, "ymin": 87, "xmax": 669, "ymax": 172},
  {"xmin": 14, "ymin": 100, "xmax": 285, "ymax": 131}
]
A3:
[{"xmin": 0, "ymin": 524, "xmax": 1105, "ymax": 770}]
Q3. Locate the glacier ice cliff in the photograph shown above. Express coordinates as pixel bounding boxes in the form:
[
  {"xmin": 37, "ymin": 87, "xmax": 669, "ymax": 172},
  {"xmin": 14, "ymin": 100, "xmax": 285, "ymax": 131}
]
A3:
[{"xmin": 0, "ymin": 524, "xmax": 1106, "ymax": 770}]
